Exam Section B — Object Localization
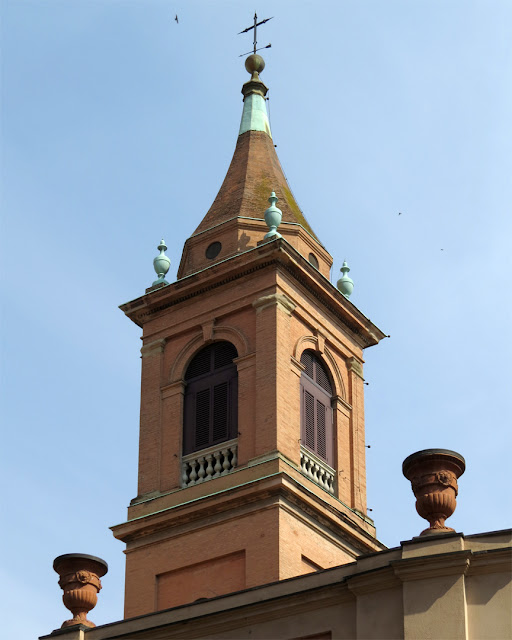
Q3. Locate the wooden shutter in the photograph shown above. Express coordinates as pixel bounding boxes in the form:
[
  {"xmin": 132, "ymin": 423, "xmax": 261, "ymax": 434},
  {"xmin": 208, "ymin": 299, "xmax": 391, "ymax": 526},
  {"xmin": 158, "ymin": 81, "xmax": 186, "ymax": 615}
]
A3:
[
  {"xmin": 184, "ymin": 342, "xmax": 238, "ymax": 454},
  {"xmin": 195, "ymin": 388, "xmax": 211, "ymax": 449},
  {"xmin": 300, "ymin": 350, "xmax": 334, "ymax": 466},
  {"xmin": 304, "ymin": 388, "xmax": 315, "ymax": 450}
]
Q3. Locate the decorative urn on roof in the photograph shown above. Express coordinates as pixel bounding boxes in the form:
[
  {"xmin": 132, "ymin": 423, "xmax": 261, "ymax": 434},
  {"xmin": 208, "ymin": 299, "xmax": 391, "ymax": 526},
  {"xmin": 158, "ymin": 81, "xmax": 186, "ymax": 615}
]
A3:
[
  {"xmin": 403, "ymin": 448, "xmax": 466, "ymax": 536},
  {"xmin": 53, "ymin": 553, "xmax": 108, "ymax": 629}
]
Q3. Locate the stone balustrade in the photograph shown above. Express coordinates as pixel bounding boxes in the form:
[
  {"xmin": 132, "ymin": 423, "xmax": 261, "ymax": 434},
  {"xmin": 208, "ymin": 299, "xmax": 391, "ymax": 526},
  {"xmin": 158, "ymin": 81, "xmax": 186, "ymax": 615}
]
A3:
[
  {"xmin": 300, "ymin": 446, "xmax": 335, "ymax": 494},
  {"xmin": 182, "ymin": 439, "xmax": 238, "ymax": 487}
]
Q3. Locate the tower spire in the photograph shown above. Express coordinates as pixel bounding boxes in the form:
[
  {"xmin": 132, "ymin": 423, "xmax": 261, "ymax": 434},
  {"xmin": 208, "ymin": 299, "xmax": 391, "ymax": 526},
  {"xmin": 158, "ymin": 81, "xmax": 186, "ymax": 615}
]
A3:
[{"xmin": 178, "ymin": 52, "xmax": 324, "ymax": 280}]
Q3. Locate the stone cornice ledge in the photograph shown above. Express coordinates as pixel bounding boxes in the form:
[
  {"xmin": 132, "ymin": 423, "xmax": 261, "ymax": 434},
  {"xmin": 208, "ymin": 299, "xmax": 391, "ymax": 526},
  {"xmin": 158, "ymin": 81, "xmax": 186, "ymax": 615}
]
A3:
[
  {"xmin": 392, "ymin": 549, "xmax": 472, "ymax": 581},
  {"xmin": 346, "ymin": 565, "xmax": 402, "ymax": 595},
  {"xmin": 467, "ymin": 547, "xmax": 512, "ymax": 575}
]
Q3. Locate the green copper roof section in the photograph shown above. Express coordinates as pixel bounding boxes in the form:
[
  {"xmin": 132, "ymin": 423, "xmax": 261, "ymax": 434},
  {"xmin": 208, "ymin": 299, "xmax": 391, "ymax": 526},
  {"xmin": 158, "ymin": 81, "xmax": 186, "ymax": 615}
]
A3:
[
  {"xmin": 239, "ymin": 53, "xmax": 271, "ymax": 138},
  {"xmin": 239, "ymin": 93, "xmax": 272, "ymax": 138}
]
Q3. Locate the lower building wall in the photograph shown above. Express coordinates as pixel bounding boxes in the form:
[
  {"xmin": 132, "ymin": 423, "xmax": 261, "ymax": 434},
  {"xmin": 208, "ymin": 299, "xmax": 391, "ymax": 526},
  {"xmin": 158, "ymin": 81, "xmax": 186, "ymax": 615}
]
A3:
[
  {"xmin": 466, "ymin": 570, "xmax": 512, "ymax": 640},
  {"xmin": 43, "ymin": 530, "xmax": 510, "ymax": 640},
  {"xmin": 207, "ymin": 602, "xmax": 357, "ymax": 640}
]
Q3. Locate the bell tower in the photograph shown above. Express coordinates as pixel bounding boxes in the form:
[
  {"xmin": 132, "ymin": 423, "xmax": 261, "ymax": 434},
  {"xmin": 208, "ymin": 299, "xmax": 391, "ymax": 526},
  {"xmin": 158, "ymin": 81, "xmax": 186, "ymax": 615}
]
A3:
[{"xmin": 112, "ymin": 54, "xmax": 387, "ymax": 619}]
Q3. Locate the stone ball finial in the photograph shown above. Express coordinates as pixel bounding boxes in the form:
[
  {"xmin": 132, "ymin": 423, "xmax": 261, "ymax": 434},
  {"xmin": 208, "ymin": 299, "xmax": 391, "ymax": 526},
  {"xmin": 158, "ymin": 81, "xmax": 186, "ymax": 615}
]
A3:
[
  {"xmin": 264, "ymin": 191, "xmax": 282, "ymax": 240},
  {"xmin": 337, "ymin": 261, "xmax": 354, "ymax": 298},
  {"xmin": 152, "ymin": 238, "xmax": 170, "ymax": 287},
  {"xmin": 245, "ymin": 54, "xmax": 265, "ymax": 75},
  {"xmin": 53, "ymin": 553, "xmax": 108, "ymax": 629},
  {"xmin": 402, "ymin": 449, "xmax": 466, "ymax": 536}
]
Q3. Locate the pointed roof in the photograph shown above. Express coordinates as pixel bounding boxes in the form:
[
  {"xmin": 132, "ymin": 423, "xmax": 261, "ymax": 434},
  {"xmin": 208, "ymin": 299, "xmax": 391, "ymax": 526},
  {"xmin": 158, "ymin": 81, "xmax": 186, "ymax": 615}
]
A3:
[{"xmin": 192, "ymin": 54, "xmax": 319, "ymax": 241}]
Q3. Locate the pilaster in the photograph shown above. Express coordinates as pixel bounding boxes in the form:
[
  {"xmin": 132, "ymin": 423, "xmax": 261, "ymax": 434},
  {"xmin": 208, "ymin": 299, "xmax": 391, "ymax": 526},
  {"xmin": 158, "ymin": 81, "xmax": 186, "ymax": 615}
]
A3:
[
  {"xmin": 252, "ymin": 293, "xmax": 297, "ymax": 462},
  {"xmin": 393, "ymin": 548, "xmax": 471, "ymax": 640},
  {"xmin": 138, "ymin": 338, "xmax": 166, "ymax": 496},
  {"xmin": 347, "ymin": 356, "xmax": 366, "ymax": 513}
]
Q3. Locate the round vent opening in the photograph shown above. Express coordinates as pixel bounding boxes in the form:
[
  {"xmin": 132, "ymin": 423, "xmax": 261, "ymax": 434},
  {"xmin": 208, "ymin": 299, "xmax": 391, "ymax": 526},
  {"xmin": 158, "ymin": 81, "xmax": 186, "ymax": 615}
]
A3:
[{"xmin": 205, "ymin": 241, "xmax": 222, "ymax": 260}]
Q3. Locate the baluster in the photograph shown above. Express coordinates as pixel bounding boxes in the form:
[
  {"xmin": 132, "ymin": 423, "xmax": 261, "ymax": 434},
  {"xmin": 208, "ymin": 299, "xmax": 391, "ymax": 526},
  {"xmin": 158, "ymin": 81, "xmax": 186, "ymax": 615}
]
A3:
[
  {"xmin": 221, "ymin": 449, "xmax": 230, "ymax": 474},
  {"xmin": 231, "ymin": 445, "xmax": 237, "ymax": 469},
  {"xmin": 189, "ymin": 460, "xmax": 198, "ymax": 485},
  {"xmin": 197, "ymin": 456, "xmax": 206, "ymax": 483},
  {"xmin": 213, "ymin": 451, "xmax": 223, "ymax": 477},
  {"xmin": 205, "ymin": 454, "xmax": 214, "ymax": 480},
  {"xmin": 182, "ymin": 462, "xmax": 190, "ymax": 488}
]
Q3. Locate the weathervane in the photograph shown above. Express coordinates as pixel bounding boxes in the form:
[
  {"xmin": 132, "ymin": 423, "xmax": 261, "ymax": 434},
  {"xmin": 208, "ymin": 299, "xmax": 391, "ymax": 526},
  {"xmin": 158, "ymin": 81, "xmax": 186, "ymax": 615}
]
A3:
[{"xmin": 238, "ymin": 12, "xmax": 273, "ymax": 57}]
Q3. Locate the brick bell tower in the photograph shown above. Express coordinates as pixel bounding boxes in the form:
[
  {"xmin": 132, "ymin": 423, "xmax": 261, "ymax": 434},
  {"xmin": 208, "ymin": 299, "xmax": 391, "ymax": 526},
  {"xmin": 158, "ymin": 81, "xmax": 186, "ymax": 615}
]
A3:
[{"xmin": 112, "ymin": 53, "xmax": 387, "ymax": 618}]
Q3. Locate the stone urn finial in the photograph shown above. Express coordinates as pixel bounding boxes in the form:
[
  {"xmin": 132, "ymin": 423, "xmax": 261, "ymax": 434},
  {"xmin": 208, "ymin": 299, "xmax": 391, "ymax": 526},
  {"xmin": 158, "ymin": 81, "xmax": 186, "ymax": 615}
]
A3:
[
  {"xmin": 264, "ymin": 191, "xmax": 282, "ymax": 239},
  {"xmin": 53, "ymin": 553, "xmax": 108, "ymax": 629},
  {"xmin": 337, "ymin": 260, "xmax": 354, "ymax": 298},
  {"xmin": 152, "ymin": 238, "xmax": 170, "ymax": 287},
  {"xmin": 402, "ymin": 449, "xmax": 466, "ymax": 536}
]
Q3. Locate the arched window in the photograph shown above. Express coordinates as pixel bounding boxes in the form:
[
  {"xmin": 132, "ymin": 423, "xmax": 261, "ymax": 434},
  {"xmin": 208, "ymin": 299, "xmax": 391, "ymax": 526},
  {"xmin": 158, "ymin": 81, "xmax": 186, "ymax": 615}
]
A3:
[
  {"xmin": 300, "ymin": 350, "xmax": 334, "ymax": 465},
  {"xmin": 183, "ymin": 341, "xmax": 238, "ymax": 455}
]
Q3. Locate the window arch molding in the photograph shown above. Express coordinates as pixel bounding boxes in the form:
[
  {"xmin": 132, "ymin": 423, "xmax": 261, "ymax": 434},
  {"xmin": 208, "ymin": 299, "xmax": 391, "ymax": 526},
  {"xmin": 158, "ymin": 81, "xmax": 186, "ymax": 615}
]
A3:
[
  {"xmin": 169, "ymin": 325, "xmax": 249, "ymax": 384},
  {"xmin": 294, "ymin": 336, "xmax": 347, "ymax": 400}
]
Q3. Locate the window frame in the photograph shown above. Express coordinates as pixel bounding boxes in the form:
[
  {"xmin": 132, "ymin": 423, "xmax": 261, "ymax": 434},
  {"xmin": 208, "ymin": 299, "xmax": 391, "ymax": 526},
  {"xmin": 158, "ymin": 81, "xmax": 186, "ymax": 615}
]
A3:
[
  {"xmin": 300, "ymin": 351, "xmax": 334, "ymax": 466},
  {"xmin": 183, "ymin": 342, "xmax": 238, "ymax": 455}
]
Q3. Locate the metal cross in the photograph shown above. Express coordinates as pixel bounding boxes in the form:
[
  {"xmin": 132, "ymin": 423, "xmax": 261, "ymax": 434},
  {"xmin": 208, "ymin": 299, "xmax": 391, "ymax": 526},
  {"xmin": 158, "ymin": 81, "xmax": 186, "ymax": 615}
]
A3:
[{"xmin": 238, "ymin": 12, "xmax": 273, "ymax": 57}]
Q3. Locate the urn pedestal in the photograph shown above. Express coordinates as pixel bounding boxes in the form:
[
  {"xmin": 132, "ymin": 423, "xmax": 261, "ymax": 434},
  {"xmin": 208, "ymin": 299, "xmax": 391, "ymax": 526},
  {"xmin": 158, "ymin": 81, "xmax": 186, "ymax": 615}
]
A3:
[
  {"xmin": 402, "ymin": 448, "xmax": 465, "ymax": 536},
  {"xmin": 53, "ymin": 553, "xmax": 108, "ymax": 629}
]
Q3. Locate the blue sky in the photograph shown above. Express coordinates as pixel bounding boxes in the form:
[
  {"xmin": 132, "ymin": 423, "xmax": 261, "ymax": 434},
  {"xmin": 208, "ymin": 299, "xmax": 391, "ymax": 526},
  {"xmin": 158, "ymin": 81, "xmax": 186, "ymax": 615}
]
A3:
[{"xmin": 1, "ymin": 1, "xmax": 511, "ymax": 637}]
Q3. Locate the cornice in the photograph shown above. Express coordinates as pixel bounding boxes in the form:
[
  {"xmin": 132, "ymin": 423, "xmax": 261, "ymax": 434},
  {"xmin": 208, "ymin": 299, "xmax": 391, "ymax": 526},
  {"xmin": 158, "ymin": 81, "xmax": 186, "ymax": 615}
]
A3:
[
  {"xmin": 392, "ymin": 550, "xmax": 472, "ymax": 581},
  {"xmin": 120, "ymin": 239, "xmax": 386, "ymax": 349},
  {"xmin": 112, "ymin": 471, "xmax": 382, "ymax": 554},
  {"xmin": 347, "ymin": 565, "xmax": 402, "ymax": 595},
  {"xmin": 467, "ymin": 547, "xmax": 512, "ymax": 575}
]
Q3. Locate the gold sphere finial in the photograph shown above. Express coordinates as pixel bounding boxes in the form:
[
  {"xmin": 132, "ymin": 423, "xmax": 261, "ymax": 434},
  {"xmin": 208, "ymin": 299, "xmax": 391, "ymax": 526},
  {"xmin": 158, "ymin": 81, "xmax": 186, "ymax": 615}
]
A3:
[{"xmin": 245, "ymin": 54, "xmax": 265, "ymax": 76}]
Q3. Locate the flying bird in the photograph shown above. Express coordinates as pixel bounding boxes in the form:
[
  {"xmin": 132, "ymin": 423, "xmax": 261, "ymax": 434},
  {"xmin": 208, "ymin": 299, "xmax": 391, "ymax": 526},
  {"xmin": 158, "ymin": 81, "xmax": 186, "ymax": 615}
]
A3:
[
  {"xmin": 398, "ymin": 212, "xmax": 402, "ymax": 215},
  {"xmin": 175, "ymin": 14, "xmax": 178, "ymax": 23}
]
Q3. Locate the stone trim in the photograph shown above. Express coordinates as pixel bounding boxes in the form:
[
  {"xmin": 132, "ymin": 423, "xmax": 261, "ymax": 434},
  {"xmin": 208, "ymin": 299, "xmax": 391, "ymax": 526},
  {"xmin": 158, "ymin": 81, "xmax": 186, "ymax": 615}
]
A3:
[
  {"xmin": 467, "ymin": 547, "xmax": 512, "ymax": 575},
  {"xmin": 392, "ymin": 550, "xmax": 472, "ymax": 581},
  {"xmin": 347, "ymin": 566, "xmax": 401, "ymax": 595},
  {"xmin": 290, "ymin": 356, "xmax": 306, "ymax": 378},
  {"xmin": 161, "ymin": 380, "xmax": 185, "ymax": 400},
  {"xmin": 202, "ymin": 320, "xmax": 215, "ymax": 342},
  {"xmin": 140, "ymin": 338, "xmax": 166, "ymax": 357},
  {"xmin": 334, "ymin": 395, "xmax": 352, "ymax": 414},
  {"xmin": 233, "ymin": 352, "xmax": 256, "ymax": 371},
  {"xmin": 314, "ymin": 329, "xmax": 326, "ymax": 354},
  {"xmin": 347, "ymin": 356, "xmax": 364, "ymax": 379},
  {"xmin": 252, "ymin": 293, "xmax": 296, "ymax": 315}
]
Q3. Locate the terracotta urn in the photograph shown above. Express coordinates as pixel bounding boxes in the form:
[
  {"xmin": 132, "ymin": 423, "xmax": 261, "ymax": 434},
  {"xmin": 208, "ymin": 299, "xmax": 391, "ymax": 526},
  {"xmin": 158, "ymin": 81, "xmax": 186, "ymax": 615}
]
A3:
[
  {"xmin": 402, "ymin": 449, "xmax": 465, "ymax": 536},
  {"xmin": 53, "ymin": 553, "xmax": 108, "ymax": 628}
]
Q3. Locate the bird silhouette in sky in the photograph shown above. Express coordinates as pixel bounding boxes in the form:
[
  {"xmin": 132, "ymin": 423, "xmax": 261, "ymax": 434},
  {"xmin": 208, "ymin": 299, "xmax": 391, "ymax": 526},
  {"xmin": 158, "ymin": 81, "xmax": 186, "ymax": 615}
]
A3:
[
  {"xmin": 398, "ymin": 212, "xmax": 402, "ymax": 215},
  {"xmin": 175, "ymin": 14, "xmax": 179, "ymax": 23}
]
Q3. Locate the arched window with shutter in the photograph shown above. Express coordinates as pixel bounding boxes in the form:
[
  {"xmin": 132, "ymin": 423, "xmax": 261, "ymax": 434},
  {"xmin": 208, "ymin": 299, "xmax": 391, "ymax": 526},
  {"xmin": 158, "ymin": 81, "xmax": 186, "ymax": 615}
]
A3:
[
  {"xmin": 300, "ymin": 349, "xmax": 334, "ymax": 466},
  {"xmin": 183, "ymin": 342, "xmax": 238, "ymax": 455}
]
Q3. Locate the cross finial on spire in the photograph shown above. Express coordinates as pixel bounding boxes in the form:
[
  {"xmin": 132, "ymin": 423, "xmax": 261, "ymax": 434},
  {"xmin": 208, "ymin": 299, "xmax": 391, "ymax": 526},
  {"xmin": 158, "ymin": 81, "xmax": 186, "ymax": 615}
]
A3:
[{"xmin": 238, "ymin": 12, "xmax": 273, "ymax": 57}]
